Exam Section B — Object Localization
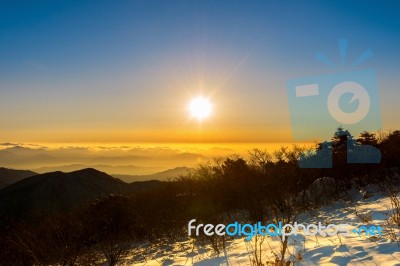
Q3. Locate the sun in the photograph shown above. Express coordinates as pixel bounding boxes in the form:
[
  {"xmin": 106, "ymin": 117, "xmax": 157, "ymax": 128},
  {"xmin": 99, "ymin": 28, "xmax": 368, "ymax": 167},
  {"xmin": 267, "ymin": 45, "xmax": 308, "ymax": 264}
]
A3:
[{"xmin": 188, "ymin": 96, "xmax": 212, "ymax": 121}]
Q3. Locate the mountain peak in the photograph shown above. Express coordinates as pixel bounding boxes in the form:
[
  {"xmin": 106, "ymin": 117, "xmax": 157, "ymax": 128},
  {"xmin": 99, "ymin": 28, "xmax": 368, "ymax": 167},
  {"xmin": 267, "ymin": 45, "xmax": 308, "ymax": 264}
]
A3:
[
  {"xmin": 0, "ymin": 167, "xmax": 164, "ymax": 221},
  {"xmin": 71, "ymin": 168, "xmax": 107, "ymax": 175}
]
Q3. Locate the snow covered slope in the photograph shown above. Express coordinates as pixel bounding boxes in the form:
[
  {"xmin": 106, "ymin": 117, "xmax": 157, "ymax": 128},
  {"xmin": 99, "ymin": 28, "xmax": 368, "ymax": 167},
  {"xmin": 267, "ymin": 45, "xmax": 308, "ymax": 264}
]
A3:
[{"xmin": 123, "ymin": 187, "xmax": 400, "ymax": 265}]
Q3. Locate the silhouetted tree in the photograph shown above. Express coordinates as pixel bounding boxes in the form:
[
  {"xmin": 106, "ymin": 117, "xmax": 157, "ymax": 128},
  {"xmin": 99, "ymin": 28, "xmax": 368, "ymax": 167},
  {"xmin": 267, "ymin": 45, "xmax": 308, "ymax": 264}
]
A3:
[
  {"xmin": 380, "ymin": 130, "xmax": 400, "ymax": 168},
  {"xmin": 357, "ymin": 131, "xmax": 378, "ymax": 146},
  {"xmin": 86, "ymin": 195, "xmax": 139, "ymax": 266}
]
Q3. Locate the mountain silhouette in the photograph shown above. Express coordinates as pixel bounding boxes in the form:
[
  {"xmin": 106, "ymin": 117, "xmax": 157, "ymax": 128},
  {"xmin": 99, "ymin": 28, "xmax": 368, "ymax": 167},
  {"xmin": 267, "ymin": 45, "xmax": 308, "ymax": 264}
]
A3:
[
  {"xmin": 0, "ymin": 167, "xmax": 37, "ymax": 189},
  {"xmin": 113, "ymin": 166, "xmax": 191, "ymax": 182},
  {"xmin": 0, "ymin": 168, "xmax": 163, "ymax": 221},
  {"xmin": 32, "ymin": 164, "xmax": 164, "ymax": 176}
]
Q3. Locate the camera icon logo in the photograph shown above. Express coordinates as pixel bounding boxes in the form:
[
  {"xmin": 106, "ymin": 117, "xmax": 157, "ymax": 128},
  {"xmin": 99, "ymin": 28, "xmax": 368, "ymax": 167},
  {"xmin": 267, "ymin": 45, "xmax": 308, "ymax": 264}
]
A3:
[
  {"xmin": 327, "ymin": 81, "xmax": 370, "ymax": 125},
  {"xmin": 286, "ymin": 40, "xmax": 381, "ymax": 168}
]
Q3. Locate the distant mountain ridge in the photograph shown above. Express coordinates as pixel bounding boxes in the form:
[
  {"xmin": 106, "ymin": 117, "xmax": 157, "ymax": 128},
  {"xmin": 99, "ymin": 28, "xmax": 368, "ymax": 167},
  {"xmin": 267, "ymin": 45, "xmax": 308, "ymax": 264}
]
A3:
[
  {"xmin": 0, "ymin": 145, "xmax": 204, "ymax": 174},
  {"xmin": 0, "ymin": 167, "xmax": 37, "ymax": 189},
  {"xmin": 113, "ymin": 166, "xmax": 191, "ymax": 182},
  {"xmin": 32, "ymin": 164, "xmax": 165, "ymax": 176},
  {"xmin": 0, "ymin": 168, "xmax": 163, "ymax": 221},
  {"xmin": 0, "ymin": 166, "xmax": 190, "ymax": 190}
]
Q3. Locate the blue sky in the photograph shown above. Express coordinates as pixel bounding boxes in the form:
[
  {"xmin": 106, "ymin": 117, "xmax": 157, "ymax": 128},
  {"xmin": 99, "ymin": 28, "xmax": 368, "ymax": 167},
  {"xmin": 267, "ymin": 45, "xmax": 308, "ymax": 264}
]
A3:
[{"xmin": 0, "ymin": 0, "xmax": 399, "ymax": 143}]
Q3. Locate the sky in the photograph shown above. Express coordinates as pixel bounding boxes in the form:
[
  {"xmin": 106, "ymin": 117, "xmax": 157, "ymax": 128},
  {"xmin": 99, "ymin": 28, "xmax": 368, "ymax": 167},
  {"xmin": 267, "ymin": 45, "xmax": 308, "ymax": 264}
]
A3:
[{"xmin": 0, "ymin": 0, "xmax": 399, "ymax": 144}]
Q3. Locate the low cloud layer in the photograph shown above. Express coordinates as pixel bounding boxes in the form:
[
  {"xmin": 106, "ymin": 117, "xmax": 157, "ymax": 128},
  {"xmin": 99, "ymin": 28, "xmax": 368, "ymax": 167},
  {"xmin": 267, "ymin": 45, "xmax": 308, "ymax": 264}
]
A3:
[{"xmin": 0, "ymin": 143, "xmax": 240, "ymax": 175}]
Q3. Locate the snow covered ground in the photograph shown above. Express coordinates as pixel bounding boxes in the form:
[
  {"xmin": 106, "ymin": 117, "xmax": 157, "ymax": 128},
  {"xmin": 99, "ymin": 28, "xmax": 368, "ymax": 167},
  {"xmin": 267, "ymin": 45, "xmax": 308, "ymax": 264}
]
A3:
[{"xmin": 122, "ymin": 187, "xmax": 400, "ymax": 265}]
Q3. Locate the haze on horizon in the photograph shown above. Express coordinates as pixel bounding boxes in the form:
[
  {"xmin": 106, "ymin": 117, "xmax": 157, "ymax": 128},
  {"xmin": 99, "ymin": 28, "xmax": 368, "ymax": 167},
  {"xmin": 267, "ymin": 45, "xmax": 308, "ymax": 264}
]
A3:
[
  {"xmin": 0, "ymin": 1, "xmax": 399, "ymax": 146},
  {"xmin": 0, "ymin": 141, "xmax": 316, "ymax": 176}
]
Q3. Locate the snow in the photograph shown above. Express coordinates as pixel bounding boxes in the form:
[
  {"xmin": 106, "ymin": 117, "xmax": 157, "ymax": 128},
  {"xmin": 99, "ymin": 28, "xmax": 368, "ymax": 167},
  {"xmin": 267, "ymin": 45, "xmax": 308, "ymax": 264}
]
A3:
[{"xmin": 123, "ymin": 188, "xmax": 400, "ymax": 265}]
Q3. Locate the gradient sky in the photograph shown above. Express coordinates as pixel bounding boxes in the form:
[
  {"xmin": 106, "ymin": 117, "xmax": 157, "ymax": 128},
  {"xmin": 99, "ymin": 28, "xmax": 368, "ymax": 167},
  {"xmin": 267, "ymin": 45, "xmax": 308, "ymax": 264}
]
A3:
[{"xmin": 1, "ymin": 0, "xmax": 399, "ymax": 144}]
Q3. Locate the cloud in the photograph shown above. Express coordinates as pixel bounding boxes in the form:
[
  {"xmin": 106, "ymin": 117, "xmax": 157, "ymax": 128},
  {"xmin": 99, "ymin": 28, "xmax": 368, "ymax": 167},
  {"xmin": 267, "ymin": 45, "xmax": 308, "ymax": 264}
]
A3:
[
  {"xmin": 0, "ymin": 142, "xmax": 21, "ymax": 147},
  {"xmin": 0, "ymin": 143, "xmax": 221, "ymax": 174}
]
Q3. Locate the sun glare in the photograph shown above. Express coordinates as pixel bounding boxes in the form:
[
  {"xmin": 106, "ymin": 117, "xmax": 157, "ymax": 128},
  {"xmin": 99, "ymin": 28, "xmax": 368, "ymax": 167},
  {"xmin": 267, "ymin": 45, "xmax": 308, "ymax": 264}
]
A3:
[{"xmin": 188, "ymin": 96, "xmax": 212, "ymax": 121}]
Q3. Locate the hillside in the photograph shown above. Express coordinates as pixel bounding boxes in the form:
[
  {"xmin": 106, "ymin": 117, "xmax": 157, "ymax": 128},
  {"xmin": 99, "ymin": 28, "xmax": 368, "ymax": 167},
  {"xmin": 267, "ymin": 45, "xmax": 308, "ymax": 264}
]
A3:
[
  {"xmin": 0, "ymin": 167, "xmax": 37, "ymax": 189},
  {"xmin": 126, "ymin": 188, "xmax": 400, "ymax": 265},
  {"xmin": 0, "ymin": 168, "xmax": 163, "ymax": 220}
]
